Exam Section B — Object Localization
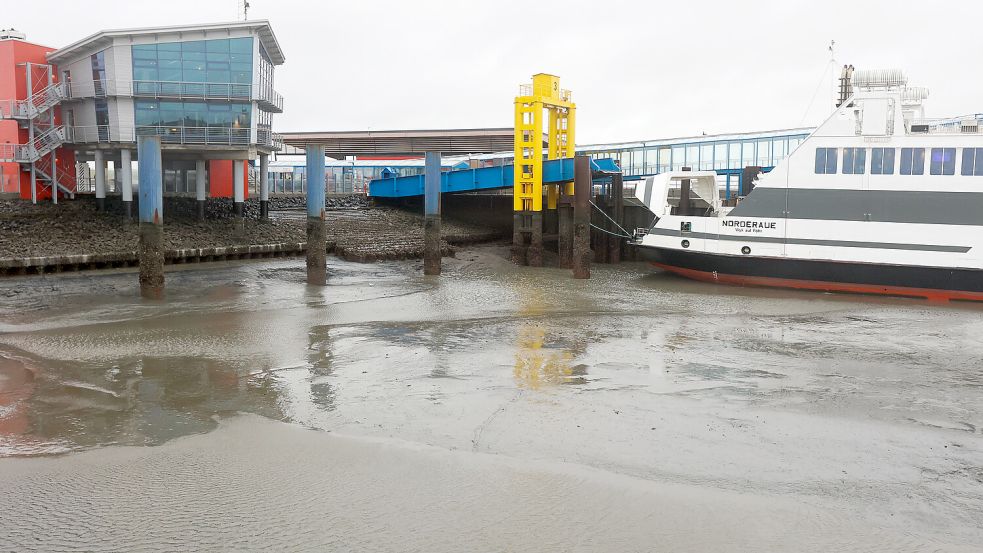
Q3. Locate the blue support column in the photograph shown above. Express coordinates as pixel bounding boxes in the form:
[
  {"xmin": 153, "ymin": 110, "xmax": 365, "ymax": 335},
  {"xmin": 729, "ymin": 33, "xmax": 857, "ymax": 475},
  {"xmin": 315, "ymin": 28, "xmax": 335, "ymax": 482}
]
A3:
[
  {"xmin": 137, "ymin": 136, "xmax": 164, "ymax": 298},
  {"xmin": 259, "ymin": 153, "xmax": 270, "ymax": 220},
  {"xmin": 305, "ymin": 144, "xmax": 327, "ymax": 285},
  {"xmin": 94, "ymin": 150, "xmax": 106, "ymax": 211},
  {"xmin": 233, "ymin": 160, "xmax": 245, "ymax": 217},
  {"xmin": 423, "ymin": 151, "xmax": 441, "ymax": 275}
]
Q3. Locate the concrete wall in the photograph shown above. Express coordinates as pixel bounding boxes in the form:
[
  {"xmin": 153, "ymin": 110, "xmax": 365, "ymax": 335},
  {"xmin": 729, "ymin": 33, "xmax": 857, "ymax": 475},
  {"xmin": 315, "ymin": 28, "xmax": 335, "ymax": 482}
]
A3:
[
  {"xmin": 108, "ymin": 40, "xmax": 132, "ymax": 83},
  {"xmin": 63, "ymin": 54, "xmax": 97, "ymax": 133}
]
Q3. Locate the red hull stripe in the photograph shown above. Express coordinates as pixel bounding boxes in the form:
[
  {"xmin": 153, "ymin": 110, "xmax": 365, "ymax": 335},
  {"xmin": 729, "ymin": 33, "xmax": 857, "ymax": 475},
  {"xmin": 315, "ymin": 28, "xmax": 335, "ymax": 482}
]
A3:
[{"xmin": 651, "ymin": 262, "xmax": 983, "ymax": 302}]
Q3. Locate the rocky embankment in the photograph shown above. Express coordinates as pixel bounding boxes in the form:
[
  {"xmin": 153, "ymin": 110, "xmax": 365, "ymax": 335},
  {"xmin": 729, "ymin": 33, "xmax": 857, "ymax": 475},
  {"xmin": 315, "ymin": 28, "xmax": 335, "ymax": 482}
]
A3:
[{"xmin": 0, "ymin": 196, "xmax": 504, "ymax": 273}]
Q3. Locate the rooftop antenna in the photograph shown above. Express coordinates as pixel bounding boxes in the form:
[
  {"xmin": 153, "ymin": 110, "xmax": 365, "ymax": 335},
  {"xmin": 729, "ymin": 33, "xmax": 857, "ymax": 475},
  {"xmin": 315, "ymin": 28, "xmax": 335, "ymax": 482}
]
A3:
[
  {"xmin": 799, "ymin": 40, "xmax": 839, "ymax": 125},
  {"xmin": 828, "ymin": 40, "xmax": 836, "ymax": 110},
  {"xmin": 237, "ymin": 0, "xmax": 250, "ymax": 20}
]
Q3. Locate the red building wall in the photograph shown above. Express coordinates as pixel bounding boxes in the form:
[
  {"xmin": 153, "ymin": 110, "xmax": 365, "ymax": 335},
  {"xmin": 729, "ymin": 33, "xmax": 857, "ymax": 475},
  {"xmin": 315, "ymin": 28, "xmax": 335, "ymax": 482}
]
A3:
[
  {"xmin": 0, "ymin": 38, "xmax": 74, "ymax": 199},
  {"xmin": 208, "ymin": 160, "xmax": 249, "ymax": 199}
]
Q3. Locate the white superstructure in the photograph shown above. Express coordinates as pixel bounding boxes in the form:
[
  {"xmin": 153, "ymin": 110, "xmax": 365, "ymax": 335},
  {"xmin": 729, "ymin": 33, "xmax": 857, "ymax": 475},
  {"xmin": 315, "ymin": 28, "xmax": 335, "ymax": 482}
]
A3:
[{"xmin": 633, "ymin": 69, "xmax": 983, "ymax": 301}]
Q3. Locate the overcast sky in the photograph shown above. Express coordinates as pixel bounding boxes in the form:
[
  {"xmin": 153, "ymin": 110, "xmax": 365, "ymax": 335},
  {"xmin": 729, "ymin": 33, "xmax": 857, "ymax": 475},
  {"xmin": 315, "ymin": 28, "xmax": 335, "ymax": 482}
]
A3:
[{"xmin": 10, "ymin": 0, "xmax": 982, "ymax": 144}]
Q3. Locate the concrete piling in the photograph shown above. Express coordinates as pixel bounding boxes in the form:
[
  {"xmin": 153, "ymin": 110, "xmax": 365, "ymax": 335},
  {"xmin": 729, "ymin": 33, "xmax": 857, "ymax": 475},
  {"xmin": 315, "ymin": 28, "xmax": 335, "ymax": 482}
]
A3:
[
  {"xmin": 94, "ymin": 150, "xmax": 106, "ymax": 212},
  {"xmin": 572, "ymin": 156, "xmax": 591, "ymax": 279},
  {"xmin": 233, "ymin": 161, "xmax": 245, "ymax": 218},
  {"xmin": 593, "ymin": 190, "xmax": 608, "ymax": 263},
  {"xmin": 558, "ymin": 198, "xmax": 573, "ymax": 269},
  {"xmin": 423, "ymin": 151, "xmax": 442, "ymax": 276},
  {"xmin": 305, "ymin": 144, "xmax": 327, "ymax": 286},
  {"xmin": 607, "ymin": 172, "xmax": 624, "ymax": 263},
  {"xmin": 511, "ymin": 213, "xmax": 528, "ymax": 265},
  {"xmin": 120, "ymin": 149, "xmax": 133, "ymax": 221},
  {"xmin": 511, "ymin": 210, "xmax": 543, "ymax": 267},
  {"xmin": 528, "ymin": 211, "xmax": 543, "ymax": 267},
  {"xmin": 195, "ymin": 160, "xmax": 206, "ymax": 221},
  {"xmin": 137, "ymin": 136, "xmax": 164, "ymax": 298},
  {"xmin": 259, "ymin": 153, "xmax": 270, "ymax": 221}
]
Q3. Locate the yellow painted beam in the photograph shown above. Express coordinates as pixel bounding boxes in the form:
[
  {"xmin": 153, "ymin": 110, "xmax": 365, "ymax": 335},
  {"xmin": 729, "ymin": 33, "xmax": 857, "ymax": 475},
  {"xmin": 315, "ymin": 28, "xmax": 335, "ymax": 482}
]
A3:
[{"xmin": 515, "ymin": 74, "xmax": 577, "ymax": 212}]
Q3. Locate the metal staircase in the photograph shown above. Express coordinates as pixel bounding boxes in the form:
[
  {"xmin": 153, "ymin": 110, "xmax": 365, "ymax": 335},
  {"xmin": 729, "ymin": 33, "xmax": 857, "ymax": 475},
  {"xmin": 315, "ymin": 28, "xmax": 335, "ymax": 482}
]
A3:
[
  {"xmin": 0, "ymin": 82, "xmax": 65, "ymax": 121},
  {"xmin": 0, "ymin": 62, "xmax": 73, "ymax": 203},
  {"xmin": 33, "ymin": 149, "xmax": 76, "ymax": 199}
]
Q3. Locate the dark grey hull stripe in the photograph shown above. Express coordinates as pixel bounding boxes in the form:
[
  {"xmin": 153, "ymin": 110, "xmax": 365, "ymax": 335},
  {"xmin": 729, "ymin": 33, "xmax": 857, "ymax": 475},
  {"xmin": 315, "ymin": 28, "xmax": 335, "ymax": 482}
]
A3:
[
  {"xmin": 646, "ymin": 227, "xmax": 971, "ymax": 253},
  {"xmin": 729, "ymin": 188, "xmax": 983, "ymax": 226}
]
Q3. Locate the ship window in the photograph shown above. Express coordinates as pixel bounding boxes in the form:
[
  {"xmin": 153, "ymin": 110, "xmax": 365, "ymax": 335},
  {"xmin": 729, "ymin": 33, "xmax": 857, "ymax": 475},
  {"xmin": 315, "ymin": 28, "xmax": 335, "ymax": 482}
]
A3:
[
  {"xmin": 870, "ymin": 148, "xmax": 895, "ymax": 175},
  {"xmin": 961, "ymin": 148, "xmax": 983, "ymax": 176},
  {"xmin": 930, "ymin": 148, "xmax": 956, "ymax": 175},
  {"xmin": 900, "ymin": 148, "xmax": 925, "ymax": 175},
  {"xmin": 814, "ymin": 147, "xmax": 837, "ymax": 174},
  {"xmin": 842, "ymin": 147, "xmax": 866, "ymax": 174}
]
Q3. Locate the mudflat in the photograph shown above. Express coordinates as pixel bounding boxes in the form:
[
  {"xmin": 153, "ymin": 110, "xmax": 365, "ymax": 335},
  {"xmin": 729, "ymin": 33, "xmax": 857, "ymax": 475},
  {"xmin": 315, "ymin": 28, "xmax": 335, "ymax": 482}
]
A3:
[{"xmin": 1, "ymin": 246, "xmax": 981, "ymax": 551}]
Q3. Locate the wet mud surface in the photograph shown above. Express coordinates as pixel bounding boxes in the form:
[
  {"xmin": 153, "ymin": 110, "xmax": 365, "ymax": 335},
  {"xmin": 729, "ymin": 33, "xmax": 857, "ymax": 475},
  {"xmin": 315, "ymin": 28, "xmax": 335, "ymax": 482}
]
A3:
[
  {"xmin": 0, "ymin": 197, "xmax": 500, "ymax": 262},
  {"xmin": 0, "ymin": 246, "xmax": 981, "ymax": 551}
]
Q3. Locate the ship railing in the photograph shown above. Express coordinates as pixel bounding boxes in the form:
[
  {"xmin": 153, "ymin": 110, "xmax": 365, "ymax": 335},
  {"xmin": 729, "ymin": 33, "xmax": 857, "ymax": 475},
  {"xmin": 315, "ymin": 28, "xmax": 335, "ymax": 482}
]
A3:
[{"xmin": 909, "ymin": 117, "xmax": 982, "ymax": 134}]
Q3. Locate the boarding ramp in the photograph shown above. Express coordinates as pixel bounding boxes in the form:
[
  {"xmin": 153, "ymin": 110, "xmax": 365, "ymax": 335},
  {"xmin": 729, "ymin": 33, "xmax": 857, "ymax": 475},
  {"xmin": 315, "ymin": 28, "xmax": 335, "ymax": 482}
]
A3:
[{"xmin": 368, "ymin": 157, "xmax": 621, "ymax": 198}]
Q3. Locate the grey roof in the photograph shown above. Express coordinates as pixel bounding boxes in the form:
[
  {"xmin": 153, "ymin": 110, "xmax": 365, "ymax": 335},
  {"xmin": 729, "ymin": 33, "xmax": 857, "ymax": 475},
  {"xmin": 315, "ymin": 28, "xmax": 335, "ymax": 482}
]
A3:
[
  {"xmin": 47, "ymin": 20, "xmax": 284, "ymax": 65},
  {"xmin": 280, "ymin": 128, "xmax": 536, "ymax": 157},
  {"xmin": 577, "ymin": 127, "xmax": 815, "ymax": 151}
]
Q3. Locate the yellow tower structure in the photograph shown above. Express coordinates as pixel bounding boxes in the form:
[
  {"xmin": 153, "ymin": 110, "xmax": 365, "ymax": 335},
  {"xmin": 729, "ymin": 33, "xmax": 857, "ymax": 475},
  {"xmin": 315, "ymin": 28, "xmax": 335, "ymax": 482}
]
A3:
[{"xmin": 512, "ymin": 73, "xmax": 576, "ymax": 265}]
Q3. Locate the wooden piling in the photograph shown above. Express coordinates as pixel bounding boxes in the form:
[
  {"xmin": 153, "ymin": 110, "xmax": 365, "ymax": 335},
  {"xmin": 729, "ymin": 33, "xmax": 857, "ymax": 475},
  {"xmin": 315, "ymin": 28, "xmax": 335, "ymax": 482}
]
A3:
[{"xmin": 573, "ymin": 156, "xmax": 591, "ymax": 279}]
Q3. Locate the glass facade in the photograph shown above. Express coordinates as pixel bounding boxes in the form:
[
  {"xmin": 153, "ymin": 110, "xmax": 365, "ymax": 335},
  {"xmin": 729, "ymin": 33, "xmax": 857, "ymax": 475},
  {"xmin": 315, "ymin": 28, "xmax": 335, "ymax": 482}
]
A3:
[
  {"xmin": 257, "ymin": 42, "xmax": 275, "ymax": 100},
  {"xmin": 132, "ymin": 37, "xmax": 253, "ymax": 91},
  {"xmin": 134, "ymin": 99, "xmax": 250, "ymax": 128}
]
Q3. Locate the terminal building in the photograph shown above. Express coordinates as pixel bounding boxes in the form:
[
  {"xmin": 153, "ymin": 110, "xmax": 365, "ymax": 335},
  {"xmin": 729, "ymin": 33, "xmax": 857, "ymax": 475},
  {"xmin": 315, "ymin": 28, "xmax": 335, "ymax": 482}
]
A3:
[{"xmin": 0, "ymin": 21, "xmax": 284, "ymax": 205}]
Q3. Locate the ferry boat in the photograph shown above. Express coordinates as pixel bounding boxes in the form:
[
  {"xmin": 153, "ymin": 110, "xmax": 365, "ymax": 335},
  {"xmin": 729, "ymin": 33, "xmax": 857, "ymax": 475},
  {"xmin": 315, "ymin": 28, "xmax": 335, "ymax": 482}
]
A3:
[{"xmin": 632, "ymin": 68, "xmax": 983, "ymax": 302}]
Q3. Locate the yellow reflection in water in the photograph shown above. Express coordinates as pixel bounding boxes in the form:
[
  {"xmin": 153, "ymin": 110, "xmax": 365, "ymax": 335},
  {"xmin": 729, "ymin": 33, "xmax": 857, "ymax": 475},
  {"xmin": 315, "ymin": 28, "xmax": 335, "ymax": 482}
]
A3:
[{"xmin": 512, "ymin": 291, "xmax": 574, "ymax": 390}]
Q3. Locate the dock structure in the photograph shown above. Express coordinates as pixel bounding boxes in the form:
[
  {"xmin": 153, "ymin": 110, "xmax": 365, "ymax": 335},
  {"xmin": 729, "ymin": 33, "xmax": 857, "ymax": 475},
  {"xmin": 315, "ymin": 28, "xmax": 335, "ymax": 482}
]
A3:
[
  {"xmin": 513, "ymin": 74, "xmax": 576, "ymax": 267},
  {"xmin": 282, "ymin": 128, "xmax": 529, "ymax": 278},
  {"xmin": 366, "ymin": 154, "xmax": 623, "ymax": 278}
]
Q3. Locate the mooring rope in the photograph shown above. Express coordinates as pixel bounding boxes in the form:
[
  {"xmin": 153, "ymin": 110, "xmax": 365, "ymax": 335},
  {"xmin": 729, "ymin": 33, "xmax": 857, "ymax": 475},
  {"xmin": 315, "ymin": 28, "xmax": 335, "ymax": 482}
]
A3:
[
  {"xmin": 589, "ymin": 223, "xmax": 634, "ymax": 239},
  {"xmin": 588, "ymin": 200, "xmax": 635, "ymax": 239}
]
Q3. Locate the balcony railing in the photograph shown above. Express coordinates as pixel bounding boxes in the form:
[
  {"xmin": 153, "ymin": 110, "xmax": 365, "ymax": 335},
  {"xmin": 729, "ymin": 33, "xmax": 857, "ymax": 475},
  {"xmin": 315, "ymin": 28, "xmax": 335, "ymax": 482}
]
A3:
[
  {"xmin": 65, "ymin": 125, "xmax": 282, "ymax": 150},
  {"xmin": 65, "ymin": 80, "xmax": 283, "ymax": 112}
]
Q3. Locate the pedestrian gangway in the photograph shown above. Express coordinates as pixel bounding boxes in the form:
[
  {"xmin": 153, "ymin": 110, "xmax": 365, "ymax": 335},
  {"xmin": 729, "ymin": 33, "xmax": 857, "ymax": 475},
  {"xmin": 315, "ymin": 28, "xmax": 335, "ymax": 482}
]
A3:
[{"xmin": 367, "ymin": 157, "xmax": 620, "ymax": 198}]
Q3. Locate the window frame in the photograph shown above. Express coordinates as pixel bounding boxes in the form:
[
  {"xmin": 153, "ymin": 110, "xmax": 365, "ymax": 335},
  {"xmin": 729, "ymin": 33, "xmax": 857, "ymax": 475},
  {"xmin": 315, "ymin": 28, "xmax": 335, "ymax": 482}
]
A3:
[
  {"xmin": 900, "ymin": 147, "xmax": 925, "ymax": 175},
  {"xmin": 930, "ymin": 147, "xmax": 956, "ymax": 176},
  {"xmin": 871, "ymin": 147, "xmax": 895, "ymax": 175}
]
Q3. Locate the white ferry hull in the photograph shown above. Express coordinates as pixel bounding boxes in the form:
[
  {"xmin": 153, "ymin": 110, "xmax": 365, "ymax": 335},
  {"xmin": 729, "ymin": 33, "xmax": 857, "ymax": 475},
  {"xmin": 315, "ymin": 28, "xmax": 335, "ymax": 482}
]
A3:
[{"xmin": 636, "ymin": 214, "xmax": 983, "ymax": 302}]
